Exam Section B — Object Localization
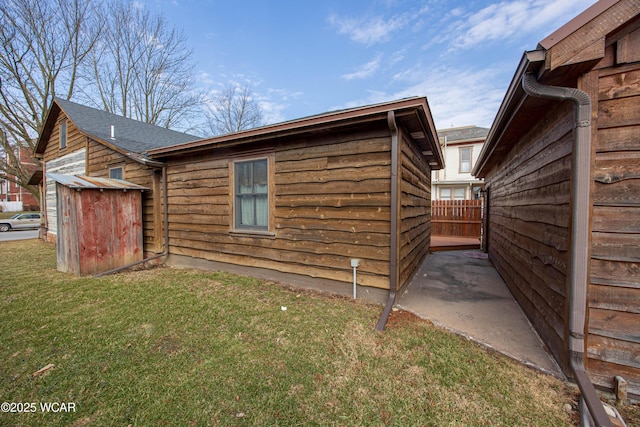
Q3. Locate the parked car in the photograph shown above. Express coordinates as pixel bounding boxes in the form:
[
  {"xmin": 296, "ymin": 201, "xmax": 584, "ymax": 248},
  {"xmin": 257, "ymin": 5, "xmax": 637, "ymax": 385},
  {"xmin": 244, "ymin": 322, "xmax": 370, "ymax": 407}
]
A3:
[{"xmin": 0, "ymin": 213, "xmax": 42, "ymax": 232}]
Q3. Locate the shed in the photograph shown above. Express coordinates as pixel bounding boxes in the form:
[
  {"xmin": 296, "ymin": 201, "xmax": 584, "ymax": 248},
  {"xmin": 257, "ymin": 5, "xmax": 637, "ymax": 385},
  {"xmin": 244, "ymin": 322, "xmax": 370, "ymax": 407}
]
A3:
[
  {"xmin": 147, "ymin": 97, "xmax": 444, "ymax": 306},
  {"xmin": 473, "ymin": 0, "xmax": 640, "ymax": 401},
  {"xmin": 47, "ymin": 173, "xmax": 148, "ymax": 276}
]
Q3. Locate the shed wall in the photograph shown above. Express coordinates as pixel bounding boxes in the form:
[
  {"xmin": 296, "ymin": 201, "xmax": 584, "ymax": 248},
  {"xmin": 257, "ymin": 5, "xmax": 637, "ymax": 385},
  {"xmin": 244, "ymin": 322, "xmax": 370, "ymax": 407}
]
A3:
[
  {"xmin": 55, "ymin": 183, "xmax": 144, "ymax": 275},
  {"xmin": 399, "ymin": 130, "xmax": 432, "ymax": 288},
  {"xmin": 484, "ymin": 103, "xmax": 574, "ymax": 371},
  {"xmin": 586, "ymin": 59, "xmax": 640, "ymax": 397},
  {"xmin": 166, "ymin": 125, "xmax": 395, "ymax": 289}
]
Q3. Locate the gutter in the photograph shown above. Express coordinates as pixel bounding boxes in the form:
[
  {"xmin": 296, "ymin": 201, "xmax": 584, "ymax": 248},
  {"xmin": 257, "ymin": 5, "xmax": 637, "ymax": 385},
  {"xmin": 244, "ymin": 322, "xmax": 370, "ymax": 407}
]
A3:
[
  {"xmin": 94, "ymin": 161, "xmax": 169, "ymax": 277},
  {"xmin": 521, "ymin": 72, "xmax": 612, "ymax": 427},
  {"xmin": 376, "ymin": 111, "xmax": 400, "ymax": 332}
]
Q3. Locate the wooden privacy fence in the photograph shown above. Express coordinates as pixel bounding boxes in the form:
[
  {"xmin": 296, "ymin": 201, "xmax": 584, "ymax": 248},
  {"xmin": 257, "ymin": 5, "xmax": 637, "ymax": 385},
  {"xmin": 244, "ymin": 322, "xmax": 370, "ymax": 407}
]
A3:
[{"xmin": 431, "ymin": 200, "xmax": 482, "ymax": 237}]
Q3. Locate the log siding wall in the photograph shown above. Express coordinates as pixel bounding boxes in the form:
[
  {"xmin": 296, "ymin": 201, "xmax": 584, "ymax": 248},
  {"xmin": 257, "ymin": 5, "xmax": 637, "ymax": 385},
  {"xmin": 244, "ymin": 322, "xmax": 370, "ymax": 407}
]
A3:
[
  {"xmin": 587, "ymin": 59, "xmax": 640, "ymax": 397},
  {"xmin": 484, "ymin": 104, "xmax": 574, "ymax": 370},
  {"xmin": 399, "ymin": 130, "xmax": 432, "ymax": 288},
  {"xmin": 166, "ymin": 125, "xmax": 396, "ymax": 289}
]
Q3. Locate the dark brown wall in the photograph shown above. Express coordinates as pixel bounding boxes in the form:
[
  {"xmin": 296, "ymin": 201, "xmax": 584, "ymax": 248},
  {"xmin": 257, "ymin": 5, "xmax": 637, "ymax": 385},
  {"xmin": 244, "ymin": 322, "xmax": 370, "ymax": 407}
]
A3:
[
  {"xmin": 586, "ymin": 42, "xmax": 640, "ymax": 397},
  {"xmin": 399, "ymin": 130, "xmax": 432, "ymax": 288},
  {"xmin": 484, "ymin": 103, "xmax": 574, "ymax": 371}
]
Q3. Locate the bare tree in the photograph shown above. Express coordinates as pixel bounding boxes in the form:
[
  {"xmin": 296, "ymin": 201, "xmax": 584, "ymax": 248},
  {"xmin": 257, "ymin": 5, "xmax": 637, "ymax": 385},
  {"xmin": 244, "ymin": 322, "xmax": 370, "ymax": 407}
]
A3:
[
  {"xmin": 0, "ymin": 0, "xmax": 101, "ymax": 201},
  {"xmin": 207, "ymin": 84, "xmax": 264, "ymax": 135},
  {"xmin": 85, "ymin": 0, "xmax": 202, "ymax": 130}
]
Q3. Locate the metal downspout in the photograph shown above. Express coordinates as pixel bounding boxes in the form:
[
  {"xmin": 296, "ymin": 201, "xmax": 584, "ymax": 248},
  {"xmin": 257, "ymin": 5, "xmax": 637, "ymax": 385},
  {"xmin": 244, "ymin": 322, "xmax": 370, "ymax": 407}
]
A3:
[
  {"xmin": 376, "ymin": 111, "xmax": 399, "ymax": 332},
  {"xmin": 94, "ymin": 164, "xmax": 169, "ymax": 277},
  {"xmin": 521, "ymin": 72, "xmax": 612, "ymax": 427}
]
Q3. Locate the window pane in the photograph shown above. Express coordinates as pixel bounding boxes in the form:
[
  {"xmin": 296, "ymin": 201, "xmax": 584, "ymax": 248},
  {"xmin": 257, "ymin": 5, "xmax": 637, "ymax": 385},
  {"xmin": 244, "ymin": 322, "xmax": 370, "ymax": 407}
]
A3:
[
  {"xmin": 253, "ymin": 159, "xmax": 268, "ymax": 189},
  {"xmin": 60, "ymin": 122, "xmax": 67, "ymax": 148},
  {"xmin": 454, "ymin": 188, "xmax": 465, "ymax": 199},
  {"xmin": 240, "ymin": 196, "xmax": 255, "ymax": 226},
  {"xmin": 255, "ymin": 195, "xmax": 268, "ymax": 226},
  {"xmin": 110, "ymin": 167, "xmax": 123, "ymax": 180},
  {"xmin": 236, "ymin": 162, "xmax": 252, "ymax": 194},
  {"xmin": 460, "ymin": 147, "xmax": 471, "ymax": 173},
  {"xmin": 441, "ymin": 188, "xmax": 451, "ymax": 199}
]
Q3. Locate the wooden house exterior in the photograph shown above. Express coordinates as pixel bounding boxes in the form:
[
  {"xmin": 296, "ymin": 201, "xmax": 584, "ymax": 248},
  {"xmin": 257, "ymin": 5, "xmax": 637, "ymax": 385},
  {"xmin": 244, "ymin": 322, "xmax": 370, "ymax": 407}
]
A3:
[
  {"xmin": 148, "ymin": 98, "xmax": 444, "ymax": 301},
  {"xmin": 34, "ymin": 98, "xmax": 199, "ymax": 256},
  {"xmin": 48, "ymin": 174, "xmax": 147, "ymax": 276},
  {"xmin": 473, "ymin": 0, "xmax": 640, "ymax": 399}
]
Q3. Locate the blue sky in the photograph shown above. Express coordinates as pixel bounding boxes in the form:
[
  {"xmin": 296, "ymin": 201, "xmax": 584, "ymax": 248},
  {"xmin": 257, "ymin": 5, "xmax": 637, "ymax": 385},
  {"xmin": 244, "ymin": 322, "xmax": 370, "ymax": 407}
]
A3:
[{"xmin": 140, "ymin": 0, "xmax": 598, "ymax": 130}]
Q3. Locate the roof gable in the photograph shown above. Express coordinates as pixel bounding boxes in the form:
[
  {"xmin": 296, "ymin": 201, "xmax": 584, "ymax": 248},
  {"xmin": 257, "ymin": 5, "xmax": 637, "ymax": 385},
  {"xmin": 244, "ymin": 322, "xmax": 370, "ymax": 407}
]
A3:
[
  {"xmin": 35, "ymin": 98, "xmax": 200, "ymax": 157},
  {"xmin": 474, "ymin": 0, "xmax": 640, "ymax": 178}
]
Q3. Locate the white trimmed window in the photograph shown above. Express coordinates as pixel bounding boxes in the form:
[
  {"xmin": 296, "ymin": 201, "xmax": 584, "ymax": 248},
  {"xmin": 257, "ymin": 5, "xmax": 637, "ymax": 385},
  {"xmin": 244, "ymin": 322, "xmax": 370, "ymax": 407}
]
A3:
[{"xmin": 459, "ymin": 147, "xmax": 472, "ymax": 173}]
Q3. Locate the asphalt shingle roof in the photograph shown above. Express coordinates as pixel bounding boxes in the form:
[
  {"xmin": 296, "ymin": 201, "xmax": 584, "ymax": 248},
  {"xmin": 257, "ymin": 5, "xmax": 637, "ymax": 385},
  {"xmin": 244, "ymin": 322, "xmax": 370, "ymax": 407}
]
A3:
[
  {"xmin": 54, "ymin": 98, "xmax": 200, "ymax": 154},
  {"xmin": 437, "ymin": 126, "xmax": 489, "ymax": 143}
]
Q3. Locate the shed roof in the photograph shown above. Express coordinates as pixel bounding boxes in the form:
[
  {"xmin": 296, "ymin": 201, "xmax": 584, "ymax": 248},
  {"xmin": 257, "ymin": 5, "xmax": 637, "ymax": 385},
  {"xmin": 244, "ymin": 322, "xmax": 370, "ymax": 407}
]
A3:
[
  {"xmin": 148, "ymin": 97, "xmax": 445, "ymax": 169},
  {"xmin": 473, "ymin": 0, "xmax": 640, "ymax": 178},
  {"xmin": 35, "ymin": 98, "xmax": 200, "ymax": 158},
  {"xmin": 45, "ymin": 173, "xmax": 149, "ymax": 191}
]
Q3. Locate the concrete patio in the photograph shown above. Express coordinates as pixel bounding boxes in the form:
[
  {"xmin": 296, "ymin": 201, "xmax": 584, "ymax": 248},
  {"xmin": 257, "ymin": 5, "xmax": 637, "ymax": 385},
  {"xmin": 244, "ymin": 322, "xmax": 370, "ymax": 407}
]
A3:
[{"xmin": 397, "ymin": 249, "xmax": 563, "ymax": 378}]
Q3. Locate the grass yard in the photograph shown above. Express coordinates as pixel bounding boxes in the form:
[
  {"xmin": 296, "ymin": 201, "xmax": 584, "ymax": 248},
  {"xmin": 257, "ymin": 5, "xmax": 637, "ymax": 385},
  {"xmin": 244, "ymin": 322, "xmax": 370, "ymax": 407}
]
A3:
[{"xmin": 0, "ymin": 240, "xmax": 632, "ymax": 426}]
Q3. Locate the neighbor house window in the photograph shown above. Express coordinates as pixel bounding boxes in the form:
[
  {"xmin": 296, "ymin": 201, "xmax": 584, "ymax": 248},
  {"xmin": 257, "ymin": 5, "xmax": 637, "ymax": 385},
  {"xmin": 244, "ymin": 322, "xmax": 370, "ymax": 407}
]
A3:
[
  {"xmin": 60, "ymin": 121, "xmax": 67, "ymax": 149},
  {"xmin": 459, "ymin": 147, "xmax": 472, "ymax": 173},
  {"xmin": 454, "ymin": 188, "xmax": 465, "ymax": 200},
  {"xmin": 109, "ymin": 166, "xmax": 123, "ymax": 180},
  {"xmin": 234, "ymin": 158, "xmax": 269, "ymax": 230},
  {"xmin": 440, "ymin": 188, "xmax": 452, "ymax": 200}
]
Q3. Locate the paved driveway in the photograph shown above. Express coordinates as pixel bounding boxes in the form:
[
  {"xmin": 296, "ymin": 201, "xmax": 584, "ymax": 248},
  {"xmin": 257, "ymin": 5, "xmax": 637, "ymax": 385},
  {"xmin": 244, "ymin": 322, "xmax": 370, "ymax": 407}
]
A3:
[{"xmin": 398, "ymin": 249, "xmax": 563, "ymax": 378}]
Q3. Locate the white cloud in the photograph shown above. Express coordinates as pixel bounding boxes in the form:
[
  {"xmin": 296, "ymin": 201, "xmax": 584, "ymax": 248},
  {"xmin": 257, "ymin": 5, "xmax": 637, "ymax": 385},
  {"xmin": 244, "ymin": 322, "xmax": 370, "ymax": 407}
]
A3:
[
  {"xmin": 452, "ymin": 0, "xmax": 597, "ymax": 49},
  {"xmin": 338, "ymin": 64, "xmax": 510, "ymax": 129},
  {"xmin": 328, "ymin": 13, "xmax": 411, "ymax": 46},
  {"xmin": 341, "ymin": 54, "xmax": 383, "ymax": 80},
  {"xmin": 258, "ymin": 88, "xmax": 304, "ymax": 124}
]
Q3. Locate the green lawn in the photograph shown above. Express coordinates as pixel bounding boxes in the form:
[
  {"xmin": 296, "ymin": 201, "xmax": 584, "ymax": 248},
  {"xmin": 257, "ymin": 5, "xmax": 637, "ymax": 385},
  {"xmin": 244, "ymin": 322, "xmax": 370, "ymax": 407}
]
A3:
[{"xmin": 0, "ymin": 240, "xmax": 587, "ymax": 426}]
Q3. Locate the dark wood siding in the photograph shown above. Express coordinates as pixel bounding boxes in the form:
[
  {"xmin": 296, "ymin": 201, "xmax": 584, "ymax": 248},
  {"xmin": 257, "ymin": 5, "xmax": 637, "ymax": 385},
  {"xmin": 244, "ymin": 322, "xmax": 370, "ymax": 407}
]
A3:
[
  {"xmin": 484, "ymin": 104, "xmax": 574, "ymax": 371},
  {"xmin": 399, "ymin": 130, "xmax": 431, "ymax": 288},
  {"xmin": 86, "ymin": 139, "xmax": 162, "ymax": 254},
  {"xmin": 587, "ymin": 61, "xmax": 640, "ymax": 397},
  {"xmin": 166, "ymin": 126, "xmax": 394, "ymax": 289}
]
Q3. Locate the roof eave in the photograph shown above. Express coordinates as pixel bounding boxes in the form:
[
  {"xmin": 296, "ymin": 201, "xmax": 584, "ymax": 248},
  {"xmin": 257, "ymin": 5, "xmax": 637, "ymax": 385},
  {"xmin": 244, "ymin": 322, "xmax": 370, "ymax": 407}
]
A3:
[
  {"xmin": 148, "ymin": 97, "xmax": 444, "ymax": 167},
  {"xmin": 34, "ymin": 99, "xmax": 60, "ymax": 156}
]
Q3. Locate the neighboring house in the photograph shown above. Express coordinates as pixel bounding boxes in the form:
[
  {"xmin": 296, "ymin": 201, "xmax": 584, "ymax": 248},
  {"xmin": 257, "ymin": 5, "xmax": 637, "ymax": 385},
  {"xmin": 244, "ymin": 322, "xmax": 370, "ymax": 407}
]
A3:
[
  {"xmin": 473, "ymin": 0, "xmax": 640, "ymax": 401},
  {"xmin": 0, "ymin": 146, "xmax": 40, "ymax": 211},
  {"xmin": 431, "ymin": 126, "xmax": 488, "ymax": 200},
  {"xmin": 34, "ymin": 98, "xmax": 200, "ymax": 255},
  {"xmin": 146, "ymin": 97, "xmax": 444, "ymax": 304}
]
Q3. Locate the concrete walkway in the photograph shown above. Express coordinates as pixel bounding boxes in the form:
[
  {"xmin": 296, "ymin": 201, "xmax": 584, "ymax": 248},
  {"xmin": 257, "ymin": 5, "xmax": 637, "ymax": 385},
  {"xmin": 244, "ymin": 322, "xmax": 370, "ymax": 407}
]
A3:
[{"xmin": 397, "ymin": 249, "xmax": 563, "ymax": 378}]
